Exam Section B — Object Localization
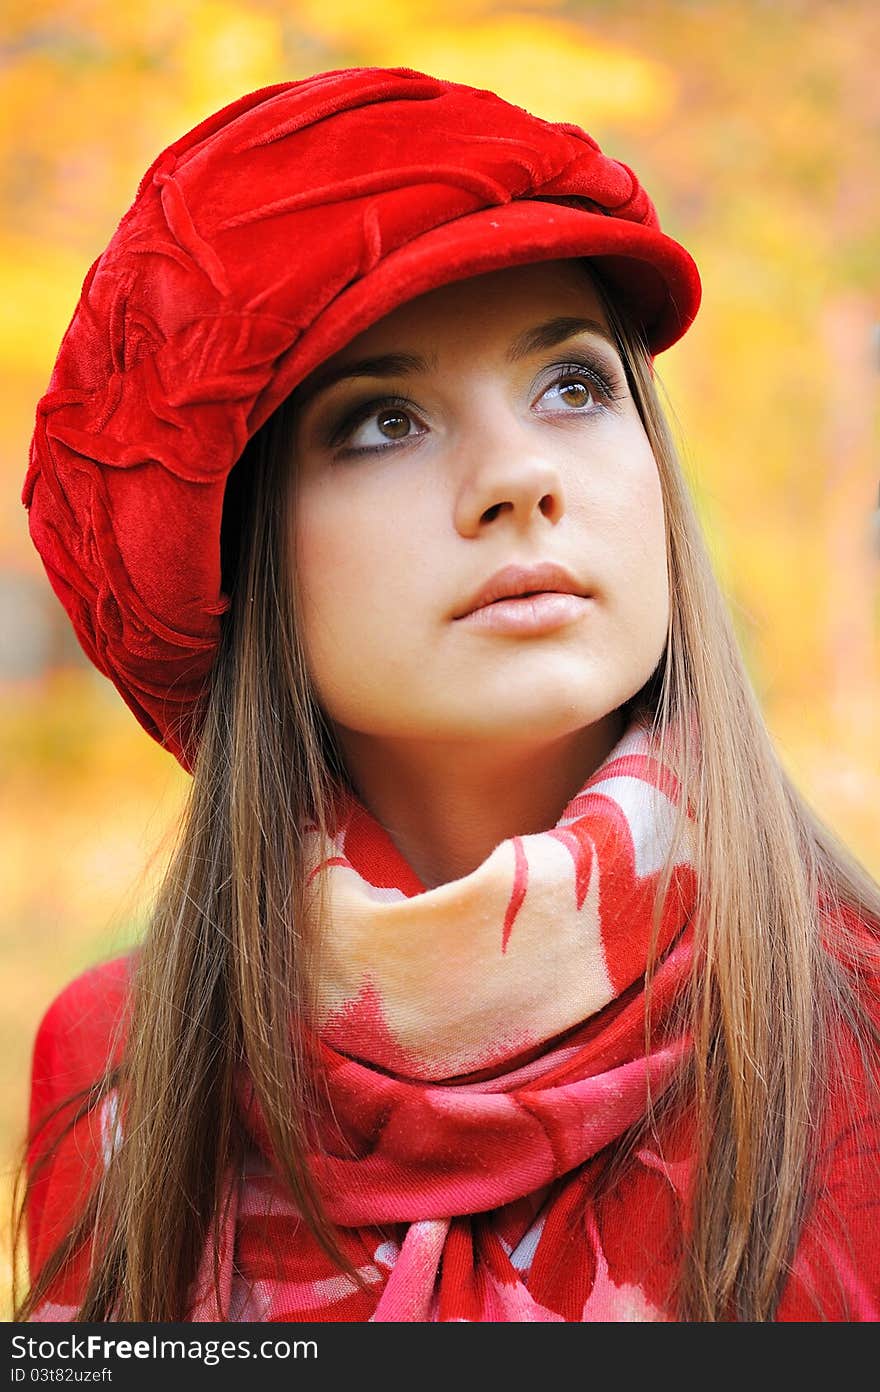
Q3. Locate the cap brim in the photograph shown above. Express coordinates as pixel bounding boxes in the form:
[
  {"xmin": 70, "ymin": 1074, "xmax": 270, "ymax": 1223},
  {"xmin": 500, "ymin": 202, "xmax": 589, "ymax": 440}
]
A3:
[{"xmin": 248, "ymin": 197, "xmax": 701, "ymax": 436}]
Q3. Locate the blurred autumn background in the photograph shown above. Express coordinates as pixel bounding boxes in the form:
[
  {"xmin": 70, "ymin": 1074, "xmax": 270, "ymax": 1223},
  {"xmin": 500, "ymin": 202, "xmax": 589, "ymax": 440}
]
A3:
[{"xmin": 1, "ymin": 0, "xmax": 878, "ymax": 1318}]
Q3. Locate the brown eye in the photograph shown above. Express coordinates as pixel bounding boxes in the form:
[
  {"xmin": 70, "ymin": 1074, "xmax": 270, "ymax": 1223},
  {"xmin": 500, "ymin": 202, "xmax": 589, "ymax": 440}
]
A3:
[
  {"xmin": 376, "ymin": 410, "xmax": 412, "ymax": 439},
  {"xmin": 556, "ymin": 380, "xmax": 594, "ymax": 408},
  {"xmin": 333, "ymin": 396, "xmax": 428, "ymax": 455},
  {"xmin": 537, "ymin": 357, "xmax": 619, "ymax": 416}
]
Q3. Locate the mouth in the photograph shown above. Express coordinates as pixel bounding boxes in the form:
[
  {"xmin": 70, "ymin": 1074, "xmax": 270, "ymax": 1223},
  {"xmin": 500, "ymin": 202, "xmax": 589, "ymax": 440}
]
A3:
[
  {"xmin": 455, "ymin": 590, "xmax": 593, "ymax": 635},
  {"xmin": 453, "ymin": 561, "xmax": 590, "ymax": 621},
  {"xmin": 471, "ymin": 588, "xmax": 562, "ymax": 610}
]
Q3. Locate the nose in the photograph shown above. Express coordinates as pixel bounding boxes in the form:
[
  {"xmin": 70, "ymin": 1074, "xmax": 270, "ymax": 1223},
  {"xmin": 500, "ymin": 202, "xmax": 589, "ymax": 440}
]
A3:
[{"xmin": 452, "ymin": 407, "xmax": 567, "ymax": 538}]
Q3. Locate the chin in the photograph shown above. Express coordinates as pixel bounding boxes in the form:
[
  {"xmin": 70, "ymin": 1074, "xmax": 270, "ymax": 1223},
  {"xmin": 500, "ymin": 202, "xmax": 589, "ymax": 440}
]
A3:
[{"xmin": 451, "ymin": 698, "xmax": 613, "ymax": 743}]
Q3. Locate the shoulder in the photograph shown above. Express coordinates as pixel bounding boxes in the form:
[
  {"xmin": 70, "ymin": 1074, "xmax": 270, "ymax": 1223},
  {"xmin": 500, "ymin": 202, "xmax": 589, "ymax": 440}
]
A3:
[
  {"xmin": 26, "ymin": 952, "xmax": 138, "ymax": 1303},
  {"xmin": 777, "ymin": 905, "xmax": 880, "ymax": 1320},
  {"xmin": 30, "ymin": 953, "xmax": 136, "ymax": 1115}
]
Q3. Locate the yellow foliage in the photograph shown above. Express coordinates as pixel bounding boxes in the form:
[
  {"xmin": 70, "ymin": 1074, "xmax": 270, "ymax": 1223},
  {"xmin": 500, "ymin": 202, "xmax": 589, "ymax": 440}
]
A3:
[
  {"xmin": 271, "ymin": 3, "xmax": 675, "ymax": 125},
  {"xmin": 0, "ymin": 236, "xmax": 96, "ymax": 376},
  {"xmin": 370, "ymin": 16, "xmax": 675, "ymax": 125},
  {"xmin": 173, "ymin": 1, "xmax": 285, "ymax": 120},
  {"xmin": 287, "ymin": 0, "xmax": 560, "ymax": 42}
]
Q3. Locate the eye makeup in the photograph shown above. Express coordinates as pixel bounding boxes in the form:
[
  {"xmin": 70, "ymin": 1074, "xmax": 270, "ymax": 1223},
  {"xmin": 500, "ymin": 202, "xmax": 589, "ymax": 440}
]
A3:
[{"xmin": 316, "ymin": 345, "xmax": 627, "ymax": 458}]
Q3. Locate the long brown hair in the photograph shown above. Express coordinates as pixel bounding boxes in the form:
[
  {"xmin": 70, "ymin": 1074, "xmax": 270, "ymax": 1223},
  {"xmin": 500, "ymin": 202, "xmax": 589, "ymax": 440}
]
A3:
[{"xmin": 11, "ymin": 262, "xmax": 880, "ymax": 1322}]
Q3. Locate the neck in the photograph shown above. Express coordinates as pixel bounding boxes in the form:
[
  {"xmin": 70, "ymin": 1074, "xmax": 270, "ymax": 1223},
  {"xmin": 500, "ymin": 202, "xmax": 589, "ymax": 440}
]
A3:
[{"xmin": 333, "ymin": 709, "xmax": 627, "ymax": 889}]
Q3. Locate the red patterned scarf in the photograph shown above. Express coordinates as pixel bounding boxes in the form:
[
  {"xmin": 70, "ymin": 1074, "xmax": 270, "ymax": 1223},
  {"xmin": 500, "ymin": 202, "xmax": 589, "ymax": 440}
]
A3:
[
  {"xmin": 26, "ymin": 712, "xmax": 880, "ymax": 1321},
  {"xmin": 188, "ymin": 712, "xmax": 701, "ymax": 1321}
]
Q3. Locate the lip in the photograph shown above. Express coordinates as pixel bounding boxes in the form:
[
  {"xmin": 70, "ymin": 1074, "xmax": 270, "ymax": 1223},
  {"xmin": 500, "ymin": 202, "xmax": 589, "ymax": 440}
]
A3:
[
  {"xmin": 453, "ymin": 561, "xmax": 591, "ymax": 620},
  {"xmin": 456, "ymin": 591, "xmax": 592, "ymax": 634}
]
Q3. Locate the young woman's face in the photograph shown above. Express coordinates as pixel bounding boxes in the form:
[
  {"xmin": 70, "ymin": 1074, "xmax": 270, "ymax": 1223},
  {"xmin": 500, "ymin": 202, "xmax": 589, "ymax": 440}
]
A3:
[{"xmin": 289, "ymin": 259, "xmax": 668, "ymax": 751}]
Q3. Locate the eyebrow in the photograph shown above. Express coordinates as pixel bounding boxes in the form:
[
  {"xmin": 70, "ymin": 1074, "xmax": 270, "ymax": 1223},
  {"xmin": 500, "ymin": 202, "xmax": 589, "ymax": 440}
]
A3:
[{"xmin": 292, "ymin": 316, "xmax": 620, "ymax": 414}]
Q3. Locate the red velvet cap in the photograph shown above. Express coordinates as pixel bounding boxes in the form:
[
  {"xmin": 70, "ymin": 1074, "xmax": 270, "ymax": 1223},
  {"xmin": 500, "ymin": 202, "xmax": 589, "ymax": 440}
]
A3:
[{"xmin": 22, "ymin": 66, "xmax": 701, "ymax": 772}]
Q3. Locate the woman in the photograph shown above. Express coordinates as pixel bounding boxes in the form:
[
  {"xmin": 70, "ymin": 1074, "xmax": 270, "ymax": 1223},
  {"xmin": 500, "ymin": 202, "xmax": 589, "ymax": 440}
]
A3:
[{"xmin": 13, "ymin": 66, "xmax": 880, "ymax": 1322}]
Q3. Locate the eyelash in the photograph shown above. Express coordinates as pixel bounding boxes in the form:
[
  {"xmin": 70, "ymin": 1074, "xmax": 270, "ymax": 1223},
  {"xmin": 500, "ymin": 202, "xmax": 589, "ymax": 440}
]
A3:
[{"xmin": 326, "ymin": 354, "xmax": 623, "ymax": 457}]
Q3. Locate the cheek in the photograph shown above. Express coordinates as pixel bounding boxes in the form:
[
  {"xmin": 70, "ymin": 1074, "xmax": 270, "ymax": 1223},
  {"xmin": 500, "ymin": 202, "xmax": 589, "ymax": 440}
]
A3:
[
  {"xmin": 630, "ymin": 461, "xmax": 668, "ymax": 581},
  {"xmin": 630, "ymin": 463, "xmax": 670, "ymax": 643},
  {"xmin": 290, "ymin": 478, "xmax": 422, "ymax": 703},
  {"xmin": 293, "ymin": 481, "xmax": 386, "ymax": 614},
  {"xmin": 592, "ymin": 438, "xmax": 669, "ymax": 629},
  {"xmin": 293, "ymin": 459, "xmax": 440, "ymax": 620},
  {"xmin": 586, "ymin": 431, "xmax": 666, "ymax": 569},
  {"xmin": 290, "ymin": 500, "xmax": 368, "ymax": 716}
]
